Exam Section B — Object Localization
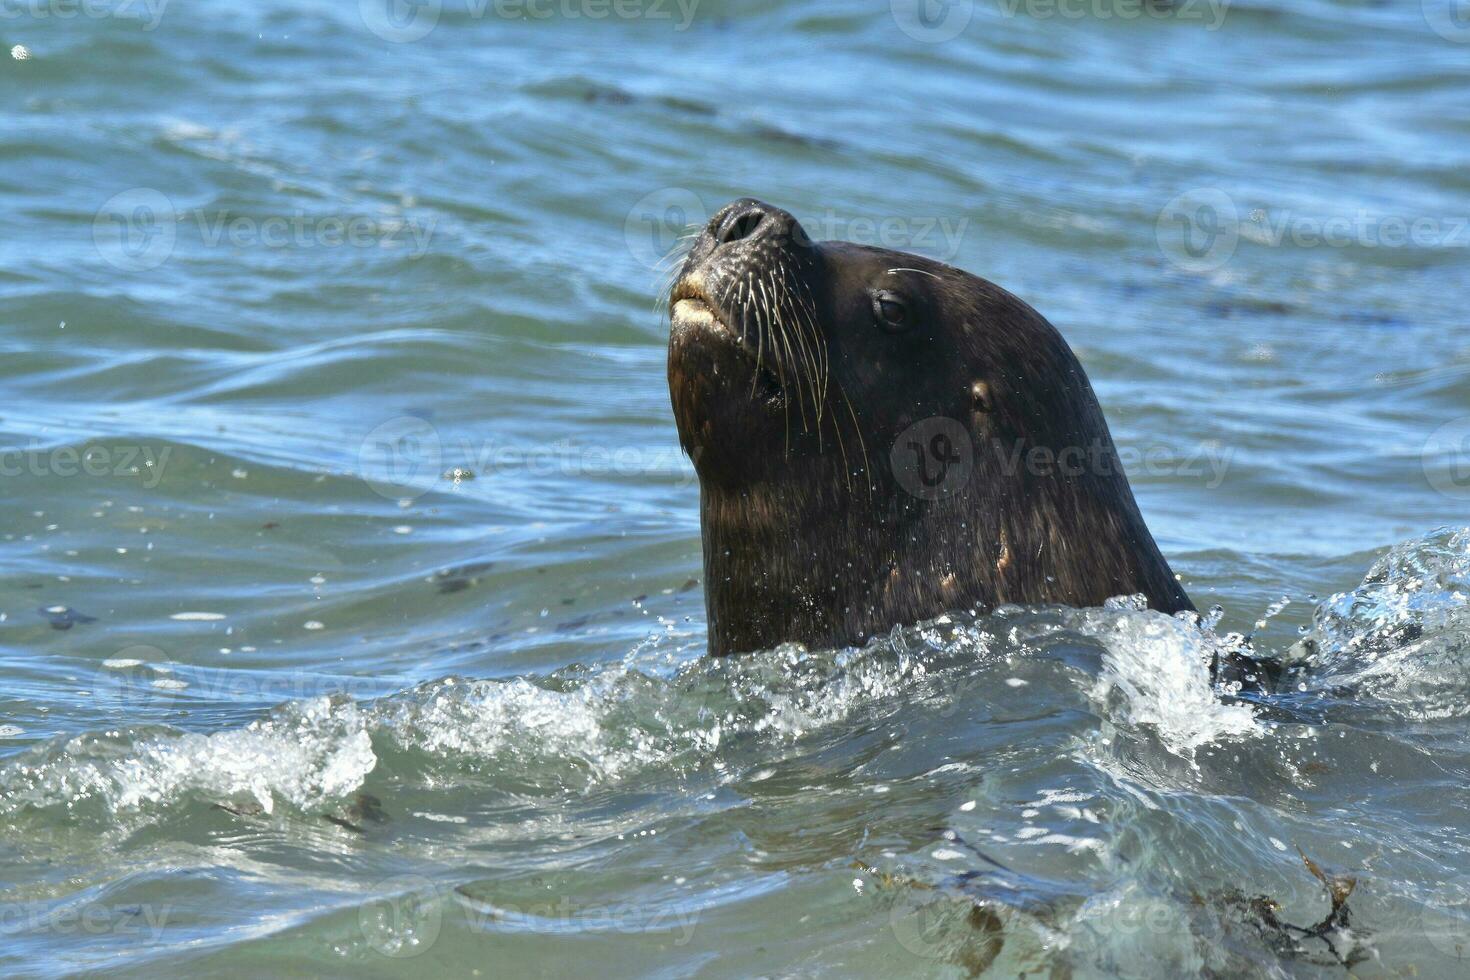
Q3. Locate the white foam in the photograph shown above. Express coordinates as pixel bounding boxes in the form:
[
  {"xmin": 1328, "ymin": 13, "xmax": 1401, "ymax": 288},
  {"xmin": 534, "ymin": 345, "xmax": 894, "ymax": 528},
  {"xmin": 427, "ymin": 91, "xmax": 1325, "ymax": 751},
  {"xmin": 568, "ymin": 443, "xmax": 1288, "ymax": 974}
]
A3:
[
  {"xmin": 0, "ymin": 697, "xmax": 376, "ymax": 819},
  {"xmin": 1296, "ymin": 527, "xmax": 1470, "ymax": 713},
  {"xmin": 1086, "ymin": 607, "xmax": 1259, "ymax": 756}
]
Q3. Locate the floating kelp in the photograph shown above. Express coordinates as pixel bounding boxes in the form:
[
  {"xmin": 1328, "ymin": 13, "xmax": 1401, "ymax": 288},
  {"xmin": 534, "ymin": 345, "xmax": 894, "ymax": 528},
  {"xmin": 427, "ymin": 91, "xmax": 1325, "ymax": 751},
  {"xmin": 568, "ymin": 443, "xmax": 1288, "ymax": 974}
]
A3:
[{"xmin": 1200, "ymin": 848, "xmax": 1366, "ymax": 969}]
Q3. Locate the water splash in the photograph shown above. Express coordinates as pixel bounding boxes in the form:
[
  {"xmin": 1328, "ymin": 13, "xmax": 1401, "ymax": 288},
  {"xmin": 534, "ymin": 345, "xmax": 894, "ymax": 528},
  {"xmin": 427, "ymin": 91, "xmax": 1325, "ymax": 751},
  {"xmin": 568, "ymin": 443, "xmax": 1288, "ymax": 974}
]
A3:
[
  {"xmin": 0, "ymin": 604, "xmax": 1267, "ymax": 828},
  {"xmin": 1083, "ymin": 598, "xmax": 1261, "ymax": 756},
  {"xmin": 1294, "ymin": 527, "xmax": 1470, "ymax": 715},
  {"xmin": 10, "ymin": 530, "xmax": 1470, "ymax": 834},
  {"xmin": 0, "ymin": 696, "xmax": 376, "ymax": 821}
]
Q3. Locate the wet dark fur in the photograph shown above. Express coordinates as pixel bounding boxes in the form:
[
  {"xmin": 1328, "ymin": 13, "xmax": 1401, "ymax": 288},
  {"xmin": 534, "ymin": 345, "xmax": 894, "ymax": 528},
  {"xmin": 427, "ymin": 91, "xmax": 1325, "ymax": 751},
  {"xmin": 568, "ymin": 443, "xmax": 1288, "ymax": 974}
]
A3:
[{"xmin": 668, "ymin": 199, "xmax": 1193, "ymax": 657}]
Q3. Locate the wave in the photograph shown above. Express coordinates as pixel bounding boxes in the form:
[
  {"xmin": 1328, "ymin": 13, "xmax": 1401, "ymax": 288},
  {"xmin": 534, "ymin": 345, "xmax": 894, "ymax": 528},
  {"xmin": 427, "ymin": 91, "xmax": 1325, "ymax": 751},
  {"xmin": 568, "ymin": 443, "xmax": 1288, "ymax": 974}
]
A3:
[
  {"xmin": 3, "ymin": 529, "xmax": 1468, "ymax": 975},
  {"xmin": 1295, "ymin": 526, "xmax": 1470, "ymax": 716},
  {"xmin": 1, "ymin": 593, "xmax": 1285, "ymax": 827},
  {"xmin": 6, "ymin": 528, "xmax": 1468, "ymax": 836}
]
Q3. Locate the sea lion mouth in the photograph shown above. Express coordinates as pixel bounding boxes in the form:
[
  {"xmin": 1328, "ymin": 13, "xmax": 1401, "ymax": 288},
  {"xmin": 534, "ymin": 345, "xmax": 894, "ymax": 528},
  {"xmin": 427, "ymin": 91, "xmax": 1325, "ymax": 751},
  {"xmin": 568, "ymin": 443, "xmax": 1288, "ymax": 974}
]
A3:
[
  {"xmin": 669, "ymin": 272, "xmax": 782, "ymax": 395},
  {"xmin": 669, "ymin": 275, "xmax": 729, "ymax": 335}
]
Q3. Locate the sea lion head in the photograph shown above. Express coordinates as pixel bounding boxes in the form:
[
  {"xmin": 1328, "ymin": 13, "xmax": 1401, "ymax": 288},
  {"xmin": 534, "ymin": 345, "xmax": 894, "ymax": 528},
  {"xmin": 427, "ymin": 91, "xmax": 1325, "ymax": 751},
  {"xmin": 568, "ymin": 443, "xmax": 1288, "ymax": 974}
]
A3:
[{"xmin": 668, "ymin": 198, "xmax": 1192, "ymax": 656}]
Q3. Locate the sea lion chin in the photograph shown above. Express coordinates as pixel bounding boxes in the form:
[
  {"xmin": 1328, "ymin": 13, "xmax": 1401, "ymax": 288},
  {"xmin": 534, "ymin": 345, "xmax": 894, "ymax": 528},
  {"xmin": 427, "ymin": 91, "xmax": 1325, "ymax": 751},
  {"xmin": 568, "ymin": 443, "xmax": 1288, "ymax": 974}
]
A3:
[{"xmin": 667, "ymin": 197, "xmax": 1194, "ymax": 658}]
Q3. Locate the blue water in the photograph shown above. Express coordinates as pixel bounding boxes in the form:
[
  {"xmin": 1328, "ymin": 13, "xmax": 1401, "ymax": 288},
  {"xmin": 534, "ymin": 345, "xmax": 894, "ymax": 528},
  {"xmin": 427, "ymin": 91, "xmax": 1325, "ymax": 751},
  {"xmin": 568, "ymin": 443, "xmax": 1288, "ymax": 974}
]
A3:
[{"xmin": 2, "ymin": 1, "xmax": 1469, "ymax": 976}]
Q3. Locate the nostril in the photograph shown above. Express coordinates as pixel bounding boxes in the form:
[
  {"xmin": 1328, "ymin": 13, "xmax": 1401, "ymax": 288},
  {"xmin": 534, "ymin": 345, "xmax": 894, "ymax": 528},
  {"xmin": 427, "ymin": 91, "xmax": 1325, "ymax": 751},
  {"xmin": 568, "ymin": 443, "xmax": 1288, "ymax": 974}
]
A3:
[{"xmin": 716, "ymin": 207, "xmax": 766, "ymax": 245}]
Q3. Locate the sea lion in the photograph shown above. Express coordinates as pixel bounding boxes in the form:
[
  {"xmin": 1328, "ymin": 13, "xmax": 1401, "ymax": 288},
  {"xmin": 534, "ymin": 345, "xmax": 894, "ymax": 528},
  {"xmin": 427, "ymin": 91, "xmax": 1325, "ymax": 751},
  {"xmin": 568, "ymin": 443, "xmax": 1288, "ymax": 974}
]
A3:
[{"xmin": 667, "ymin": 198, "xmax": 1194, "ymax": 657}]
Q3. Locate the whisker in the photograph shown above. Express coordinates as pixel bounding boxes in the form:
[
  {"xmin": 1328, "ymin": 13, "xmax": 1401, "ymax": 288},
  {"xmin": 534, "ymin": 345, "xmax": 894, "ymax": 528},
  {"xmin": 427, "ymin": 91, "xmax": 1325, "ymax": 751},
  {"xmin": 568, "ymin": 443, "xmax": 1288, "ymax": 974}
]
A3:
[
  {"xmin": 681, "ymin": 249, "xmax": 864, "ymax": 489},
  {"xmin": 779, "ymin": 264, "xmax": 830, "ymax": 455},
  {"xmin": 758, "ymin": 277, "xmax": 794, "ymax": 456},
  {"xmin": 741, "ymin": 275, "xmax": 764, "ymax": 401},
  {"xmin": 837, "ymin": 385, "xmax": 872, "ymax": 499},
  {"xmin": 786, "ymin": 271, "xmax": 826, "ymax": 446},
  {"xmin": 653, "ymin": 234, "xmax": 700, "ymax": 321},
  {"xmin": 767, "ymin": 270, "xmax": 816, "ymax": 433},
  {"xmin": 788, "ymin": 268, "xmax": 828, "ymax": 429}
]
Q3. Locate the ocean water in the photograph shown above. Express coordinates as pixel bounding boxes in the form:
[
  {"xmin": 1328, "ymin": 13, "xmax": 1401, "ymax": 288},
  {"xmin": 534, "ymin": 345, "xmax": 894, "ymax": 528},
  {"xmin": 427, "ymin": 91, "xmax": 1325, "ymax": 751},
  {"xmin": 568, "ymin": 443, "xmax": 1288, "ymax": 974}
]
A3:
[{"xmin": 2, "ymin": 0, "xmax": 1470, "ymax": 976}]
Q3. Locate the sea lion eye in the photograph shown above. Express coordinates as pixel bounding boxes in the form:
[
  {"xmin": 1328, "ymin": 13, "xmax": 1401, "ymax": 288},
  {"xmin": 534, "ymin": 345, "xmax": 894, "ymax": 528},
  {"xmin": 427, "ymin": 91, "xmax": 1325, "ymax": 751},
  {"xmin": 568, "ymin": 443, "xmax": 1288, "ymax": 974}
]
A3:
[{"xmin": 872, "ymin": 290, "xmax": 909, "ymax": 332}]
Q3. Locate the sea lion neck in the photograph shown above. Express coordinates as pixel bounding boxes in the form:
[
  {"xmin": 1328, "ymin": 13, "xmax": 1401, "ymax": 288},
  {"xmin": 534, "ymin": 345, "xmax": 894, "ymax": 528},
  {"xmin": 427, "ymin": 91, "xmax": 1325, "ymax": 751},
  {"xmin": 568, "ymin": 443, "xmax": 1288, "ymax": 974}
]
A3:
[{"xmin": 697, "ymin": 479, "xmax": 928, "ymax": 657}]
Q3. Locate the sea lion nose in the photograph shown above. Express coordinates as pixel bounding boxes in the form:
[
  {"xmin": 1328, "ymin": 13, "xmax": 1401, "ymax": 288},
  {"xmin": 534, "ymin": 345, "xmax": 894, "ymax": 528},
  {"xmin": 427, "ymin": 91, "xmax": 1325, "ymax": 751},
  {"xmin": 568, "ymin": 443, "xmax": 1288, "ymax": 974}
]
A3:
[{"xmin": 710, "ymin": 198, "xmax": 801, "ymax": 248}]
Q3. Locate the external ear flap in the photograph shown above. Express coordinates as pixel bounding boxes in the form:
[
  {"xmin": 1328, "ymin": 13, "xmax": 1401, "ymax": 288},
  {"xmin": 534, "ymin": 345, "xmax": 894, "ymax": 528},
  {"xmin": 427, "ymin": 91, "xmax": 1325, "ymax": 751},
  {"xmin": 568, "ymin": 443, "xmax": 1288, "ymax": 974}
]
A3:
[{"xmin": 971, "ymin": 380, "xmax": 993, "ymax": 414}]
